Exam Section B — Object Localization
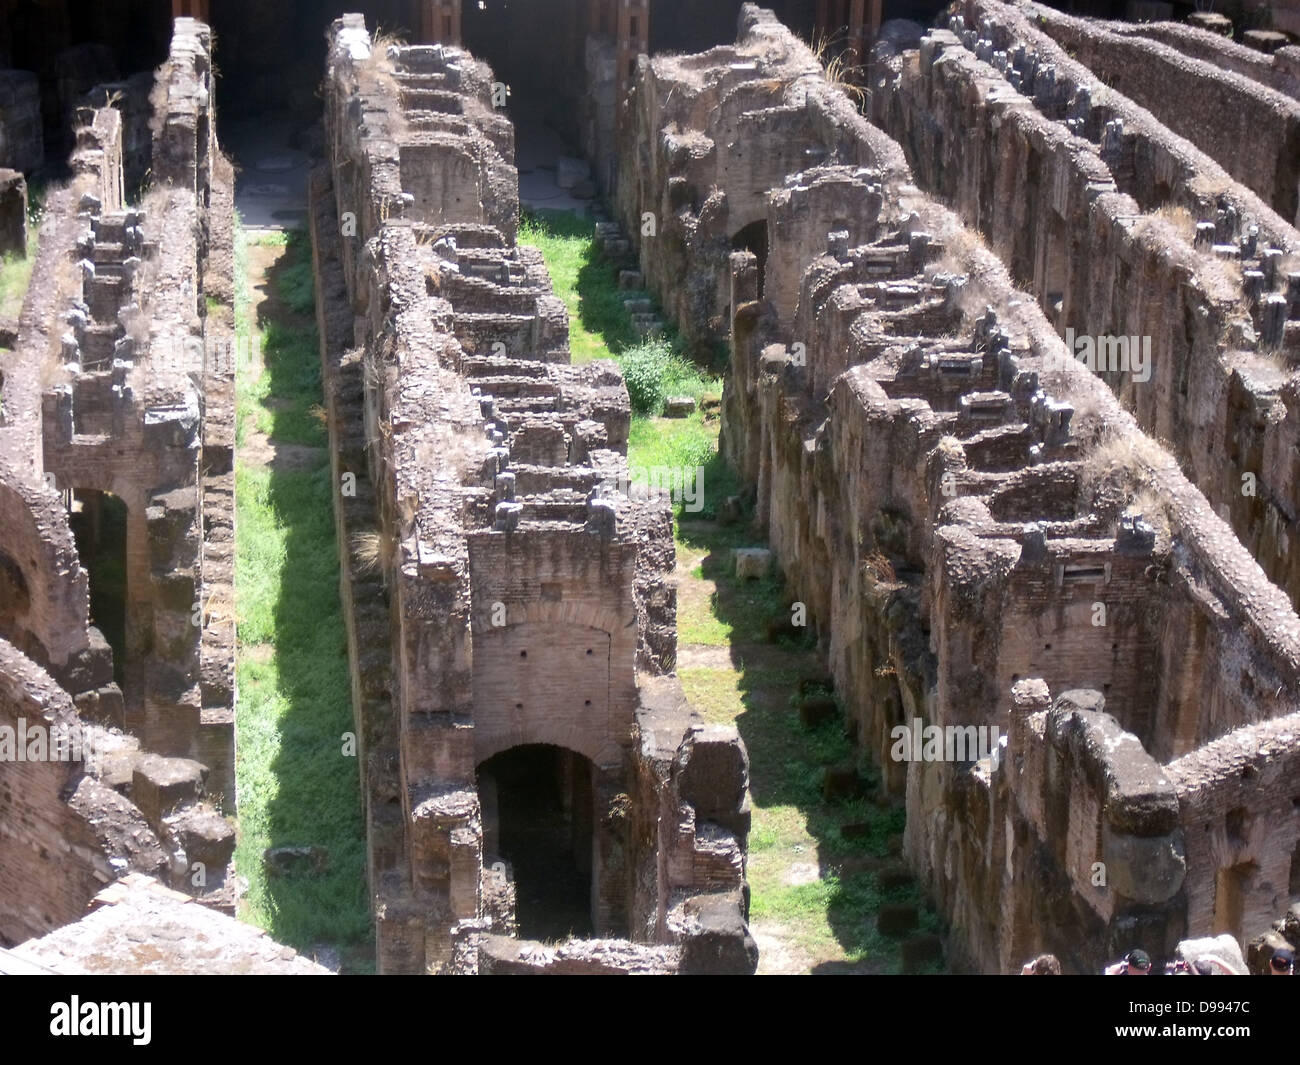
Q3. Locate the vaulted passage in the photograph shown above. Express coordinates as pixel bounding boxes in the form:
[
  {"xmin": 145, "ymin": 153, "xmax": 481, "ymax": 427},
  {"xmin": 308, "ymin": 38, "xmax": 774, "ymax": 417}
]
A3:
[
  {"xmin": 68, "ymin": 489, "xmax": 128, "ymax": 688},
  {"xmin": 478, "ymin": 743, "xmax": 595, "ymax": 942}
]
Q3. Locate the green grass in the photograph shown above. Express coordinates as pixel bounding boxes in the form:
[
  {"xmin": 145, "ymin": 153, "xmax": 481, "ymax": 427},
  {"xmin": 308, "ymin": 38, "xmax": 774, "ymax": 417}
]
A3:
[
  {"xmin": 0, "ymin": 197, "xmax": 41, "ymax": 319},
  {"xmin": 233, "ymin": 219, "xmax": 371, "ymax": 968},
  {"xmin": 627, "ymin": 415, "xmax": 715, "ymax": 472},
  {"xmin": 246, "ymin": 228, "xmax": 289, "ymax": 248},
  {"xmin": 518, "ymin": 207, "xmax": 724, "ymax": 406},
  {"xmin": 520, "ymin": 208, "xmax": 635, "ymax": 363}
]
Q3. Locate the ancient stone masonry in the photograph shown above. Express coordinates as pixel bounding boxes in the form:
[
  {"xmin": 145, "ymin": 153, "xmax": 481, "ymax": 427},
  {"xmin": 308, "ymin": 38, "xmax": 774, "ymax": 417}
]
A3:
[
  {"xmin": 313, "ymin": 14, "xmax": 754, "ymax": 974},
  {"xmin": 868, "ymin": 0, "xmax": 1300, "ymax": 621},
  {"xmin": 1082, "ymin": 10, "xmax": 1300, "ymax": 103},
  {"xmin": 615, "ymin": 12, "xmax": 910, "ymax": 357},
  {"xmin": 1009, "ymin": 1, "xmax": 1300, "ymax": 226},
  {"xmin": 0, "ymin": 19, "xmax": 237, "ymax": 947},
  {"xmin": 3, "ymin": 873, "xmax": 332, "ymax": 974},
  {"xmin": 617, "ymin": 4, "xmax": 1300, "ymax": 972},
  {"xmin": 0, "ymin": 168, "xmax": 26, "ymax": 258}
]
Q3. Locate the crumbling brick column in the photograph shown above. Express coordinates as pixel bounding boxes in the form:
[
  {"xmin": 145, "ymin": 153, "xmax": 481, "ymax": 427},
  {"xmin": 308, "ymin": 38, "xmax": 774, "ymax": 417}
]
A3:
[{"xmin": 589, "ymin": 0, "xmax": 614, "ymax": 36}]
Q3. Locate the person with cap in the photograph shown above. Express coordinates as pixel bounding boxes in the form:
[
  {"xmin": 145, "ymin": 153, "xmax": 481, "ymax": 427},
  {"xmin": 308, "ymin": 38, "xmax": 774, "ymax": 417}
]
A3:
[
  {"xmin": 1104, "ymin": 949, "xmax": 1153, "ymax": 975},
  {"xmin": 1268, "ymin": 948, "xmax": 1294, "ymax": 976}
]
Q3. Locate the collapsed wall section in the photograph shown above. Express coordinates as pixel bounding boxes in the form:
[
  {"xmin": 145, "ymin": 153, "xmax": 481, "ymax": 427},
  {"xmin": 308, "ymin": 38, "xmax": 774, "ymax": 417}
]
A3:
[{"xmin": 316, "ymin": 15, "xmax": 753, "ymax": 974}]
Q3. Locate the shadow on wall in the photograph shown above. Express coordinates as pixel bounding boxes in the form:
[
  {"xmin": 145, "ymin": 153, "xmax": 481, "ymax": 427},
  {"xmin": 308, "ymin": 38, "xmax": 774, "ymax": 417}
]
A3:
[
  {"xmin": 676, "ymin": 467, "xmax": 941, "ymax": 969},
  {"xmin": 67, "ymin": 489, "xmax": 128, "ymax": 689}
]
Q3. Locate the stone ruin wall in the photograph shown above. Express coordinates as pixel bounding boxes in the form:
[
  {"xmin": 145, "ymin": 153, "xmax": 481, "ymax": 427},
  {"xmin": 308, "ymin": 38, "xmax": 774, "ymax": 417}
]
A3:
[
  {"xmin": 869, "ymin": 0, "xmax": 1300, "ymax": 625},
  {"xmin": 312, "ymin": 14, "xmax": 754, "ymax": 975},
  {"xmin": 1003, "ymin": 1, "xmax": 1300, "ymax": 228},
  {"xmin": 1109, "ymin": 17, "xmax": 1300, "ymax": 99},
  {"xmin": 0, "ymin": 19, "xmax": 237, "ymax": 946},
  {"xmin": 617, "ymin": 3, "xmax": 1300, "ymax": 972}
]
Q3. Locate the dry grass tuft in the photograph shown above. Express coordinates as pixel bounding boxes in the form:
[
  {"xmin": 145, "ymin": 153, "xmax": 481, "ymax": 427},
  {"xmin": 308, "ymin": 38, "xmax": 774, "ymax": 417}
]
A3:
[
  {"xmin": 351, "ymin": 529, "xmax": 394, "ymax": 579},
  {"xmin": 810, "ymin": 32, "xmax": 867, "ymax": 108},
  {"xmin": 1076, "ymin": 430, "xmax": 1175, "ymax": 546},
  {"xmin": 863, "ymin": 551, "xmax": 896, "ymax": 583},
  {"xmin": 1150, "ymin": 204, "xmax": 1195, "ymax": 243}
]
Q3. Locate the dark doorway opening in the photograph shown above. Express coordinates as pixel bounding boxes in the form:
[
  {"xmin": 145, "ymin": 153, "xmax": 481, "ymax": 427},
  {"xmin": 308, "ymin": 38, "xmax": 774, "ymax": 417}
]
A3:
[
  {"xmin": 478, "ymin": 743, "xmax": 594, "ymax": 941},
  {"xmin": 209, "ymin": 0, "xmax": 413, "ymax": 124},
  {"xmin": 462, "ymin": 0, "xmax": 587, "ymax": 153},
  {"xmin": 1212, "ymin": 860, "xmax": 1258, "ymax": 940},
  {"xmin": 732, "ymin": 219, "xmax": 769, "ymax": 298},
  {"xmin": 462, "ymin": 0, "xmax": 581, "ymax": 101},
  {"xmin": 68, "ymin": 489, "xmax": 128, "ymax": 687}
]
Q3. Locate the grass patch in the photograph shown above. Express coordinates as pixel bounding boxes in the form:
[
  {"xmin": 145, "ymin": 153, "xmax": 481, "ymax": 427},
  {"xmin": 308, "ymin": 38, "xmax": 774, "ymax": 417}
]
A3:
[
  {"xmin": 233, "ymin": 220, "xmax": 370, "ymax": 968},
  {"xmin": 246, "ymin": 228, "xmax": 289, "ymax": 248},
  {"xmin": 0, "ymin": 184, "xmax": 43, "ymax": 319},
  {"xmin": 519, "ymin": 208, "xmax": 635, "ymax": 363},
  {"xmin": 276, "ymin": 248, "xmax": 317, "ymax": 316},
  {"xmin": 674, "ymin": 504, "xmax": 933, "ymax": 970},
  {"xmin": 518, "ymin": 208, "xmax": 723, "ymax": 407}
]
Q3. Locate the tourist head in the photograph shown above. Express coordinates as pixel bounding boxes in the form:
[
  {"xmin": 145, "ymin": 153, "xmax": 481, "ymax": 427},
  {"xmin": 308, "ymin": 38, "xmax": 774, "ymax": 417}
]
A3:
[{"xmin": 1124, "ymin": 949, "xmax": 1152, "ymax": 974}]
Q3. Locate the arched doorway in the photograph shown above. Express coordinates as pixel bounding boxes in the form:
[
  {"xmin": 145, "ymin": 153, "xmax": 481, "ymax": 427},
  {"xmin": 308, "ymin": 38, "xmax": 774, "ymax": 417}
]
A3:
[{"xmin": 478, "ymin": 743, "xmax": 595, "ymax": 941}]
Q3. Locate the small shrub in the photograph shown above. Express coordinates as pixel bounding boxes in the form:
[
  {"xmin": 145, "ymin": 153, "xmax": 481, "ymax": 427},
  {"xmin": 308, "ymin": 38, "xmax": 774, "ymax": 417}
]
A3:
[{"xmin": 621, "ymin": 338, "xmax": 674, "ymax": 414}]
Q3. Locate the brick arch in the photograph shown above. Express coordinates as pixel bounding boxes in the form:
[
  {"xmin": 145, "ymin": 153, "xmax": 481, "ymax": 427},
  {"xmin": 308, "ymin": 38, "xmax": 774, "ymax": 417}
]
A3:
[{"xmin": 474, "ymin": 722, "xmax": 607, "ymax": 769}]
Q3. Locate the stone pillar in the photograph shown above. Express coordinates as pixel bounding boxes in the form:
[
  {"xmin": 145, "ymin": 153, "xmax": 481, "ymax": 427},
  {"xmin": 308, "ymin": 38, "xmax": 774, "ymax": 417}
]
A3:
[
  {"xmin": 589, "ymin": 0, "xmax": 613, "ymax": 36},
  {"xmin": 867, "ymin": 0, "xmax": 882, "ymax": 47},
  {"xmin": 171, "ymin": 0, "xmax": 210, "ymax": 19},
  {"xmin": 849, "ymin": 0, "xmax": 865, "ymax": 61},
  {"xmin": 0, "ymin": 170, "xmax": 27, "ymax": 257},
  {"xmin": 423, "ymin": 0, "xmax": 462, "ymax": 45},
  {"xmin": 615, "ymin": 0, "xmax": 648, "ymax": 99},
  {"xmin": 592, "ymin": 762, "xmax": 628, "ymax": 936}
]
